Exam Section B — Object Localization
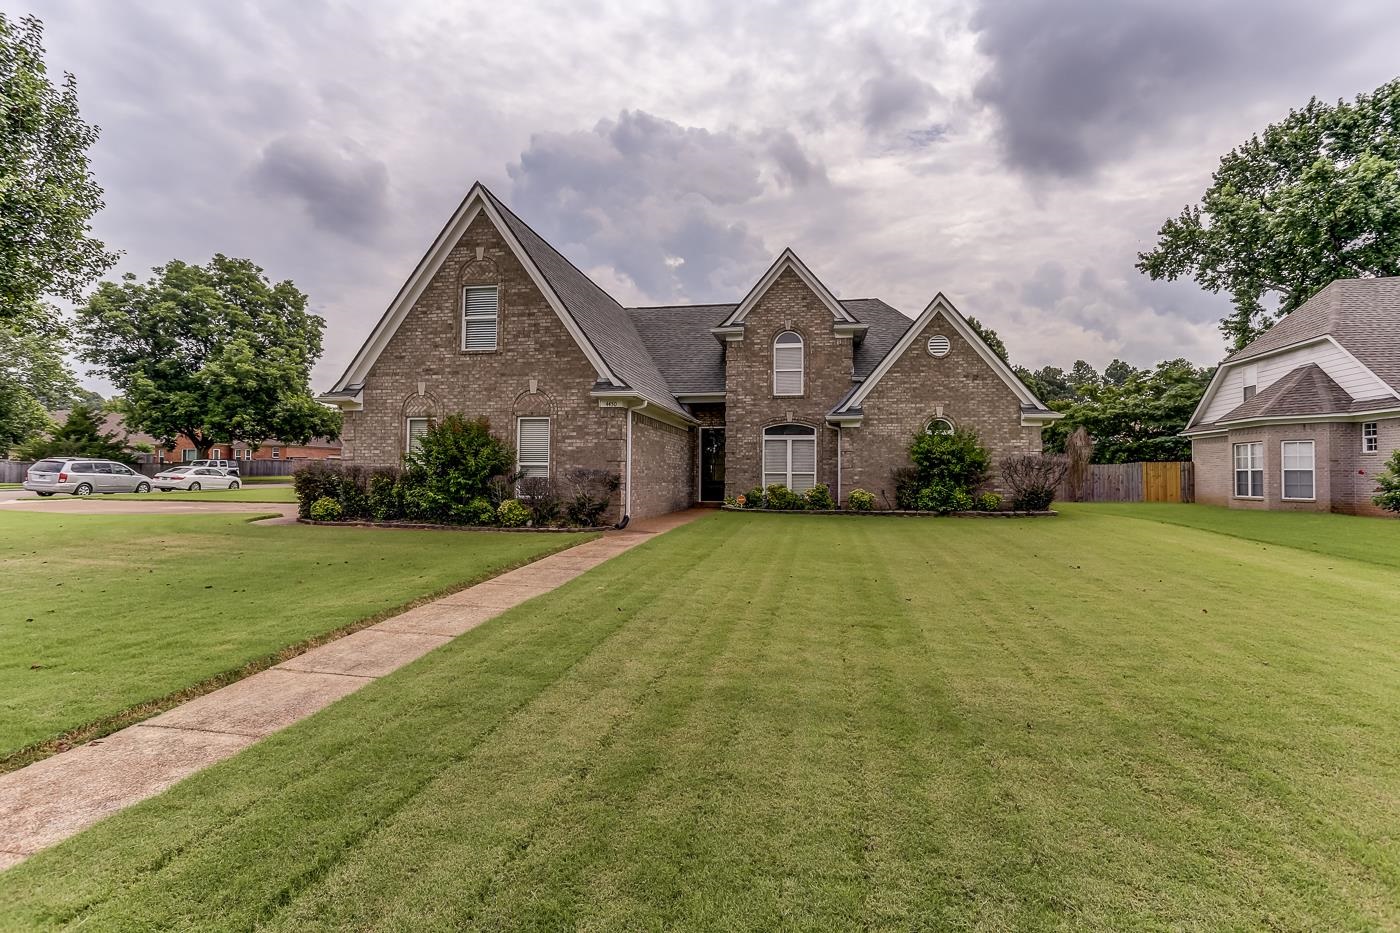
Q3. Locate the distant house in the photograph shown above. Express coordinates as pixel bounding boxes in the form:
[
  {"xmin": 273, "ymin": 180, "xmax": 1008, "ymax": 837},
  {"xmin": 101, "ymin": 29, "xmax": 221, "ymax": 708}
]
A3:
[
  {"xmin": 317, "ymin": 183, "xmax": 1059, "ymax": 521},
  {"xmin": 161, "ymin": 435, "xmax": 341, "ymax": 465},
  {"xmin": 1184, "ymin": 278, "xmax": 1400, "ymax": 515}
]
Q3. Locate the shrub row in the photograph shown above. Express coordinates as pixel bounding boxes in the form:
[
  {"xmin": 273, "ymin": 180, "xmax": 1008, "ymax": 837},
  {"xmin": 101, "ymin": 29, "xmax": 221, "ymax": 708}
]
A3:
[{"xmin": 294, "ymin": 415, "xmax": 619, "ymax": 528}]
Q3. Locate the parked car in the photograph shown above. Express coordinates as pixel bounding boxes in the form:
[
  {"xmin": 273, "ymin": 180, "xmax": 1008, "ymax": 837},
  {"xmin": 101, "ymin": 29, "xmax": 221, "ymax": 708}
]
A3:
[
  {"xmin": 23, "ymin": 458, "xmax": 151, "ymax": 496},
  {"xmin": 151, "ymin": 466, "xmax": 241, "ymax": 492},
  {"xmin": 185, "ymin": 459, "xmax": 240, "ymax": 476}
]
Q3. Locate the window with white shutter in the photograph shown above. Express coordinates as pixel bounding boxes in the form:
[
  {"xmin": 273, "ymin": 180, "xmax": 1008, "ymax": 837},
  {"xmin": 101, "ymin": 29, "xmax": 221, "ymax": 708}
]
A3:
[
  {"xmin": 773, "ymin": 331, "xmax": 803, "ymax": 396},
  {"xmin": 761, "ymin": 424, "xmax": 816, "ymax": 492},
  {"xmin": 462, "ymin": 285, "xmax": 499, "ymax": 351},
  {"xmin": 406, "ymin": 418, "xmax": 430, "ymax": 454},
  {"xmin": 516, "ymin": 417, "xmax": 550, "ymax": 480}
]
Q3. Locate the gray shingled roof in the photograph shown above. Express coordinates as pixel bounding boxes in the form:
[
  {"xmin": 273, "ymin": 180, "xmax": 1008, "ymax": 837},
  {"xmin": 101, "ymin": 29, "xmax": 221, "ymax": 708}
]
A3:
[
  {"xmin": 481, "ymin": 188, "xmax": 691, "ymax": 420},
  {"xmin": 626, "ymin": 299, "xmax": 915, "ymax": 396},
  {"xmin": 1228, "ymin": 277, "xmax": 1400, "ymax": 392}
]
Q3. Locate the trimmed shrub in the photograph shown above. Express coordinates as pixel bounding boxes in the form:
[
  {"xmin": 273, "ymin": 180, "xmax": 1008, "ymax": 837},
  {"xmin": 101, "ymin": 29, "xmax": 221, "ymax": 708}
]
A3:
[
  {"xmin": 1372, "ymin": 449, "xmax": 1400, "ymax": 512},
  {"xmin": 402, "ymin": 415, "xmax": 514, "ymax": 523},
  {"xmin": 847, "ymin": 488, "xmax": 875, "ymax": 511},
  {"xmin": 497, "ymin": 498, "xmax": 530, "ymax": 527},
  {"xmin": 564, "ymin": 467, "xmax": 621, "ymax": 527},
  {"xmin": 1000, "ymin": 453, "xmax": 1069, "ymax": 511},
  {"xmin": 308, "ymin": 496, "xmax": 343, "ymax": 522},
  {"xmin": 975, "ymin": 491, "xmax": 1003, "ymax": 512},
  {"xmin": 804, "ymin": 483, "xmax": 835, "ymax": 510},
  {"xmin": 764, "ymin": 484, "xmax": 806, "ymax": 510}
]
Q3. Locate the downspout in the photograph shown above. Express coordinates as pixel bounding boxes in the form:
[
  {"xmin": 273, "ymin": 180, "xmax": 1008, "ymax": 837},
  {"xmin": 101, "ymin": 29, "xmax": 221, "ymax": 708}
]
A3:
[{"xmin": 616, "ymin": 400, "xmax": 648, "ymax": 529}]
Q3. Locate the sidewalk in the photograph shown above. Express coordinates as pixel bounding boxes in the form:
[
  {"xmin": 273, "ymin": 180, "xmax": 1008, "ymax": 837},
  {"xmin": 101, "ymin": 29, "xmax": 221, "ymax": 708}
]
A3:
[{"xmin": 0, "ymin": 509, "xmax": 704, "ymax": 870}]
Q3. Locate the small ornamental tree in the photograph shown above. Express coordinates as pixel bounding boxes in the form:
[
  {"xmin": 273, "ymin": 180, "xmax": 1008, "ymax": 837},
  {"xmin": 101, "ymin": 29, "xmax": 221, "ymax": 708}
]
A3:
[
  {"xmin": 18, "ymin": 404, "xmax": 134, "ymax": 463},
  {"xmin": 1371, "ymin": 450, "xmax": 1400, "ymax": 514},
  {"xmin": 1000, "ymin": 453, "xmax": 1069, "ymax": 511}
]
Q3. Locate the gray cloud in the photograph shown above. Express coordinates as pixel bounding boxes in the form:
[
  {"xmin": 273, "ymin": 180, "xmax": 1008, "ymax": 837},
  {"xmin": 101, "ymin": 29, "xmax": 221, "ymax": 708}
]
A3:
[
  {"xmin": 507, "ymin": 110, "xmax": 829, "ymax": 303},
  {"xmin": 249, "ymin": 135, "xmax": 390, "ymax": 239},
  {"xmin": 970, "ymin": 0, "xmax": 1397, "ymax": 177}
]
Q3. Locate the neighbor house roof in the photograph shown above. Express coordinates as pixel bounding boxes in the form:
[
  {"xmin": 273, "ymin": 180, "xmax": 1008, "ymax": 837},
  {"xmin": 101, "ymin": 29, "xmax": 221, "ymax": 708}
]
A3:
[{"xmin": 1227, "ymin": 277, "xmax": 1400, "ymax": 393}]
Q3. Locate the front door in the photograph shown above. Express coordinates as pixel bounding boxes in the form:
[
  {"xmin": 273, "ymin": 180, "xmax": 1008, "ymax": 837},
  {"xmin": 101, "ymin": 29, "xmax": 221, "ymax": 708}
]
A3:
[{"xmin": 699, "ymin": 427, "xmax": 726, "ymax": 501}]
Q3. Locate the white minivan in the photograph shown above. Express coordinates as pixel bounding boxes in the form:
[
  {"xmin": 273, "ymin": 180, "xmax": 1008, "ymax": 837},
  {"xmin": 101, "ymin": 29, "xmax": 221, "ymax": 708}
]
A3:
[{"xmin": 23, "ymin": 459, "xmax": 152, "ymax": 496}]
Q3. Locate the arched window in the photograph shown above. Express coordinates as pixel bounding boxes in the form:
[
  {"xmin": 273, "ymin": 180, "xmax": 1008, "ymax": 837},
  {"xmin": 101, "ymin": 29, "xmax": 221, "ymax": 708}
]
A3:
[
  {"xmin": 926, "ymin": 418, "xmax": 954, "ymax": 436},
  {"xmin": 773, "ymin": 331, "xmax": 804, "ymax": 396},
  {"xmin": 762, "ymin": 423, "xmax": 816, "ymax": 492}
]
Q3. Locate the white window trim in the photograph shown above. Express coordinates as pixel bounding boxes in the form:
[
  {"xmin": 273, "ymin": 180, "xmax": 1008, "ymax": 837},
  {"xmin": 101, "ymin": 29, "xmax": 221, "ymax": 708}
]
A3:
[
  {"xmin": 1280, "ymin": 439, "xmax": 1315, "ymax": 501},
  {"xmin": 516, "ymin": 416, "xmax": 550, "ymax": 481},
  {"xmin": 462, "ymin": 285, "xmax": 500, "ymax": 352},
  {"xmin": 760, "ymin": 424, "xmax": 817, "ymax": 492},
  {"xmin": 1362, "ymin": 422, "xmax": 1379, "ymax": 454},
  {"xmin": 406, "ymin": 417, "xmax": 429, "ymax": 455},
  {"xmin": 772, "ymin": 331, "xmax": 804, "ymax": 397},
  {"xmin": 1232, "ymin": 441, "xmax": 1264, "ymax": 499}
]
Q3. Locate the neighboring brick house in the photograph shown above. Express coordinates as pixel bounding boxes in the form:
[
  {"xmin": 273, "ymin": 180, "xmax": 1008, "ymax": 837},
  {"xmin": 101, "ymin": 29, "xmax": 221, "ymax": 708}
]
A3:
[
  {"xmin": 318, "ymin": 183, "xmax": 1060, "ymax": 520},
  {"xmin": 1184, "ymin": 278, "xmax": 1400, "ymax": 515},
  {"xmin": 161, "ymin": 435, "xmax": 341, "ymax": 465}
]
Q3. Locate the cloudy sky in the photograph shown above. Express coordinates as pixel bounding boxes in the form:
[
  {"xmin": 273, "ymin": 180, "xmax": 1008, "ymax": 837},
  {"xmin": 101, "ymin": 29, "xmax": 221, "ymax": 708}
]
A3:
[{"xmin": 17, "ymin": 0, "xmax": 1400, "ymax": 390}]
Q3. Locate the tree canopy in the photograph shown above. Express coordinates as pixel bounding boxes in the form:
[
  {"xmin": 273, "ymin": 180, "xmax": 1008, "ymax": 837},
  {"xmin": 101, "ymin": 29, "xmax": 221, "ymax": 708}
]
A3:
[
  {"xmin": 0, "ymin": 13, "xmax": 115, "ymax": 323},
  {"xmin": 1138, "ymin": 78, "xmax": 1400, "ymax": 350},
  {"xmin": 75, "ymin": 255, "xmax": 341, "ymax": 456}
]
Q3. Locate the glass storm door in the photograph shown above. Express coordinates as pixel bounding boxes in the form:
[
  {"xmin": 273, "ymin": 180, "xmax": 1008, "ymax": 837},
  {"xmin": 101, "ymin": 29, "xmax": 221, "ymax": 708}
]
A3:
[{"xmin": 700, "ymin": 428, "xmax": 726, "ymax": 501}]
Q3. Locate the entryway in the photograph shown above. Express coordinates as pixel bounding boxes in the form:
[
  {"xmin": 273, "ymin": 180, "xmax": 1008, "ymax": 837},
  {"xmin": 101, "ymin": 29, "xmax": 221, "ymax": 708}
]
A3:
[{"xmin": 699, "ymin": 427, "xmax": 726, "ymax": 502}]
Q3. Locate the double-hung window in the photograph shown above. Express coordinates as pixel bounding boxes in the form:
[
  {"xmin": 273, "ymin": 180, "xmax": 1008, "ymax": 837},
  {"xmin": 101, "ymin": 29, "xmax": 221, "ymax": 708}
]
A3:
[
  {"xmin": 463, "ymin": 285, "xmax": 499, "ymax": 351},
  {"xmin": 1363, "ymin": 422, "xmax": 1379, "ymax": 454},
  {"xmin": 406, "ymin": 417, "xmax": 430, "ymax": 454},
  {"xmin": 1281, "ymin": 440, "xmax": 1315, "ymax": 500},
  {"xmin": 516, "ymin": 417, "xmax": 550, "ymax": 480},
  {"xmin": 773, "ymin": 331, "xmax": 804, "ymax": 396},
  {"xmin": 1233, "ymin": 442, "xmax": 1263, "ymax": 498},
  {"xmin": 762, "ymin": 424, "xmax": 816, "ymax": 492}
]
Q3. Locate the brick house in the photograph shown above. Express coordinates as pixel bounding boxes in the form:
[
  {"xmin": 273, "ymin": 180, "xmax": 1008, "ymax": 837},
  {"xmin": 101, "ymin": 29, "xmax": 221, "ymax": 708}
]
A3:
[
  {"xmin": 1184, "ymin": 278, "xmax": 1400, "ymax": 515},
  {"xmin": 318, "ymin": 184, "xmax": 1060, "ymax": 520}
]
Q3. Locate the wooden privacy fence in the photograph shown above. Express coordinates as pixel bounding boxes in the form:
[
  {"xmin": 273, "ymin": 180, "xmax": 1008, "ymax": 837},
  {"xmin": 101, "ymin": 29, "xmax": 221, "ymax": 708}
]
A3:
[{"xmin": 1059, "ymin": 461, "xmax": 1193, "ymax": 503}]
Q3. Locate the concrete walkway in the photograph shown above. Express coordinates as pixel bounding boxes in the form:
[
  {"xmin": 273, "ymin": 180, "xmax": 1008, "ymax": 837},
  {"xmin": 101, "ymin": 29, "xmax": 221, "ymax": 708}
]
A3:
[{"xmin": 0, "ymin": 509, "xmax": 703, "ymax": 870}]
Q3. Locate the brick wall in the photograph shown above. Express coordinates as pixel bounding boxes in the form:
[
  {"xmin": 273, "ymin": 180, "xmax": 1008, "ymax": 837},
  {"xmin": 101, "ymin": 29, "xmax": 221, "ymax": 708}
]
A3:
[
  {"xmin": 721, "ymin": 268, "xmax": 854, "ymax": 497},
  {"xmin": 629, "ymin": 411, "xmax": 693, "ymax": 518},
  {"xmin": 1191, "ymin": 435, "xmax": 1230, "ymax": 505},
  {"xmin": 342, "ymin": 212, "xmax": 626, "ymax": 498},
  {"xmin": 843, "ymin": 311, "xmax": 1041, "ymax": 502}
]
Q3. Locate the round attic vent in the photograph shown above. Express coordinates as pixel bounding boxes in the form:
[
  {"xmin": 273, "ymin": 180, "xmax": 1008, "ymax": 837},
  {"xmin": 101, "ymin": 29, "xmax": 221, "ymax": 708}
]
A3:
[{"xmin": 927, "ymin": 335, "xmax": 951, "ymax": 357}]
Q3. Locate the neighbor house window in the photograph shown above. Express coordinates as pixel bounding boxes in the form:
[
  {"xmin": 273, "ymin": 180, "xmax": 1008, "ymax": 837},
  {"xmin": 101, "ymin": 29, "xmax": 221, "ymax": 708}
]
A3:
[
  {"xmin": 762, "ymin": 423, "xmax": 816, "ymax": 492},
  {"xmin": 773, "ymin": 331, "xmax": 804, "ymax": 396},
  {"xmin": 406, "ymin": 417, "xmax": 429, "ymax": 454},
  {"xmin": 926, "ymin": 418, "xmax": 954, "ymax": 435},
  {"xmin": 1233, "ymin": 442, "xmax": 1263, "ymax": 498},
  {"xmin": 1281, "ymin": 440, "xmax": 1315, "ymax": 500},
  {"xmin": 1242, "ymin": 364, "xmax": 1258, "ymax": 401},
  {"xmin": 516, "ymin": 417, "xmax": 550, "ymax": 480},
  {"xmin": 1363, "ymin": 422, "xmax": 1379, "ymax": 453},
  {"xmin": 463, "ymin": 285, "xmax": 499, "ymax": 351}
]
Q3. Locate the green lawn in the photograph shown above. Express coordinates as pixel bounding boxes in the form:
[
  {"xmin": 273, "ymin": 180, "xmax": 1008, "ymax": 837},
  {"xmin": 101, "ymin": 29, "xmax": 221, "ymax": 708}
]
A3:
[
  {"xmin": 3, "ymin": 508, "xmax": 1399, "ymax": 929},
  {"xmin": 0, "ymin": 512, "xmax": 589, "ymax": 767}
]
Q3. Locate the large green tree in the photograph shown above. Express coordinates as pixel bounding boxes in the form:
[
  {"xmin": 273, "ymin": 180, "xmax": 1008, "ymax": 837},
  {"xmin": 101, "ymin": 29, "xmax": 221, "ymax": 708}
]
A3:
[
  {"xmin": 1138, "ymin": 78, "xmax": 1400, "ymax": 350},
  {"xmin": 0, "ymin": 13, "xmax": 115, "ymax": 323},
  {"xmin": 1041, "ymin": 359, "xmax": 1214, "ymax": 463},
  {"xmin": 0, "ymin": 318, "xmax": 76, "ymax": 454},
  {"xmin": 75, "ymin": 255, "xmax": 340, "ymax": 457}
]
